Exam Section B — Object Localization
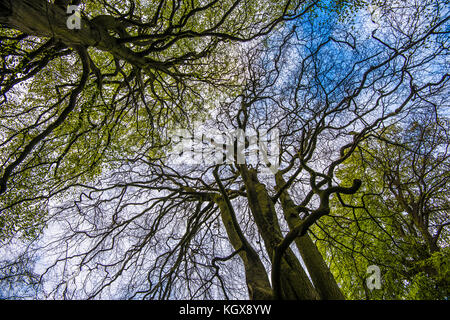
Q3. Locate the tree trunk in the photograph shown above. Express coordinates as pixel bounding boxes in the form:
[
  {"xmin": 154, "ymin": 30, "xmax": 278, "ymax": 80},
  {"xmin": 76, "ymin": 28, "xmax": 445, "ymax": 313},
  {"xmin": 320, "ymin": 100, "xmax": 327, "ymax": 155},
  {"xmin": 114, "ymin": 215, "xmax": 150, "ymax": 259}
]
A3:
[
  {"xmin": 240, "ymin": 166, "xmax": 319, "ymax": 300},
  {"xmin": 275, "ymin": 172, "xmax": 345, "ymax": 300},
  {"xmin": 215, "ymin": 197, "xmax": 273, "ymax": 300}
]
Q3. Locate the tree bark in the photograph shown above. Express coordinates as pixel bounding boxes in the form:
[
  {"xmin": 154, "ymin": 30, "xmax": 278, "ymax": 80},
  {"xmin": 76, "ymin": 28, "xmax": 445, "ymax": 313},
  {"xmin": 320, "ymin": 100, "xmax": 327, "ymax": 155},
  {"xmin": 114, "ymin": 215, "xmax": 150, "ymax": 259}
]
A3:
[
  {"xmin": 215, "ymin": 197, "xmax": 273, "ymax": 300},
  {"xmin": 239, "ymin": 166, "xmax": 319, "ymax": 300},
  {"xmin": 0, "ymin": 0, "xmax": 96, "ymax": 44},
  {"xmin": 0, "ymin": 0, "xmax": 161, "ymax": 74},
  {"xmin": 275, "ymin": 172, "xmax": 345, "ymax": 300}
]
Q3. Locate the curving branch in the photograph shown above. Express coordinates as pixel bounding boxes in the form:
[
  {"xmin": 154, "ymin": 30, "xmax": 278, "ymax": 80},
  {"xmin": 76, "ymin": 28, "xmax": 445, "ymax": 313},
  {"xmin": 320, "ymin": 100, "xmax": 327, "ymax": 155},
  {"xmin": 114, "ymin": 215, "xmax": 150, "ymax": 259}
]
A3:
[{"xmin": 272, "ymin": 178, "xmax": 361, "ymax": 299}]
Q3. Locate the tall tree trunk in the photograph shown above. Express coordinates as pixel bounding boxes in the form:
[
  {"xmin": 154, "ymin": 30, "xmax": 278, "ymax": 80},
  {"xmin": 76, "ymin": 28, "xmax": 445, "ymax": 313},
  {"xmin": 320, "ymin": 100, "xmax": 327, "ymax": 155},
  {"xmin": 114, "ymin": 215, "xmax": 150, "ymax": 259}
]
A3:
[
  {"xmin": 239, "ymin": 166, "xmax": 319, "ymax": 300},
  {"xmin": 215, "ymin": 197, "xmax": 273, "ymax": 300},
  {"xmin": 275, "ymin": 173, "xmax": 345, "ymax": 300}
]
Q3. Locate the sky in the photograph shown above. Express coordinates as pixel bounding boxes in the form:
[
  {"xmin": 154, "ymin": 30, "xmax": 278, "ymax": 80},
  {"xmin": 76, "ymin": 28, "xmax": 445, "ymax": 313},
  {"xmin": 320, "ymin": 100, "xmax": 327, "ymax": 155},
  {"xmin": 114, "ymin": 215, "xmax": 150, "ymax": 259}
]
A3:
[{"xmin": 1, "ymin": 0, "xmax": 449, "ymax": 299}]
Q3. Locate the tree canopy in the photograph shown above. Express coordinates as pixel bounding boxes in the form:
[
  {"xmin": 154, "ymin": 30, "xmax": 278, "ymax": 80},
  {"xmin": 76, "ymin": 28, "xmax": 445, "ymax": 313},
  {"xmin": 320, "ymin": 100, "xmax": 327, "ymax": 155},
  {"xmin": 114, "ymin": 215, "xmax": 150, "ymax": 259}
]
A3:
[
  {"xmin": 317, "ymin": 116, "xmax": 449, "ymax": 299},
  {"xmin": 0, "ymin": 0, "xmax": 448, "ymax": 300}
]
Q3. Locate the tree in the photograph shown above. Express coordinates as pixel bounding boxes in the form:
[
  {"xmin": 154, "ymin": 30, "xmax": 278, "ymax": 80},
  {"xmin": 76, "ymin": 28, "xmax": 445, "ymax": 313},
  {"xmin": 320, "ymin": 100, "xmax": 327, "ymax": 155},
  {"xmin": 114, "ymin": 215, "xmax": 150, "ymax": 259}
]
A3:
[
  {"xmin": 316, "ymin": 114, "xmax": 450, "ymax": 299},
  {"xmin": 0, "ymin": 0, "xmax": 310, "ymax": 241},
  {"xmin": 0, "ymin": 0, "xmax": 448, "ymax": 300}
]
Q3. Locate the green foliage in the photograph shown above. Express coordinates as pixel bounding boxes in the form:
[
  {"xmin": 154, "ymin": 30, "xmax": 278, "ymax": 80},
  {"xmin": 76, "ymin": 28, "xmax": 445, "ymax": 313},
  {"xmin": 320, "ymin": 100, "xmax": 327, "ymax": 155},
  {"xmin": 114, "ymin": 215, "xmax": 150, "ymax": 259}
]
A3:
[
  {"xmin": 305, "ymin": 0, "xmax": 380, "ymax": 21},
  {"xmin": 2, "ymin": 0, "xmax": 283, "ymax": 241},
  {"xmin": 314, "ymin": 120, "xmax": 449, "ymax": 299},
  {"xmin": 406, "ymin": 248, "xmax": 450, "ymax": 299}
]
